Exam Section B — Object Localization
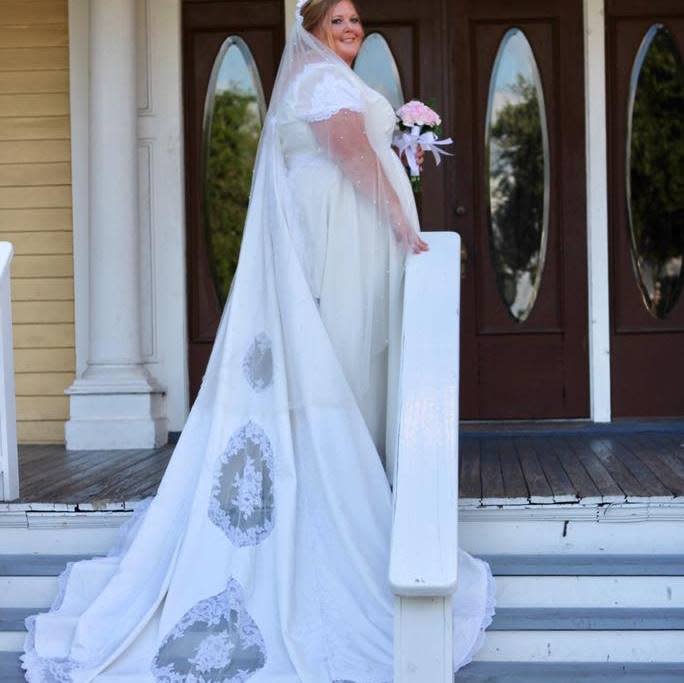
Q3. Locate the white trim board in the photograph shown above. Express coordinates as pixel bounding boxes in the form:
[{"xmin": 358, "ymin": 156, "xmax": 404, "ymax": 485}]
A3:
[
  {"xmin": 67, "ymin": 0, "xmax": 189, "ymax": 431},
  {"xmin": 2, "ymin": 500, "xmax": 682, "ymax": 556},
  {"xmin": 583, "ymin": 0, "xmax": 612, "ymax": 421}
]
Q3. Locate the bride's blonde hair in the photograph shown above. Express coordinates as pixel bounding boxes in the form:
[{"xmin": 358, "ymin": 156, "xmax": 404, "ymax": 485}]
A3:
[{"xmin": 300, "ymin": 0, "xmax": 362, "ymax": 46}]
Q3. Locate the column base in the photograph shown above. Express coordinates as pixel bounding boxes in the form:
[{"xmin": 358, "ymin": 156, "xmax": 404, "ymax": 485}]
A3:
[{"xmin": 65, "ymin": 366, "xmax": 168, "ymax": 450}]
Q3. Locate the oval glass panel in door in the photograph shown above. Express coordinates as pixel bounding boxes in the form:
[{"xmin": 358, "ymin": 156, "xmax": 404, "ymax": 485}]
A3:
[
  {"xmin": 353, "ymin": 32, "xmax": 405, "ymax": 110},
  {"xmin": 485, "ymin": 28, "xmax": 550, "ymax": 322},
  {"xmin": 203, "ymin": 36, "xmax": 266, "ymax": 307},
  {"xmin": 626, "ymin": 24, "xmax": 684, "ymax": 319}
]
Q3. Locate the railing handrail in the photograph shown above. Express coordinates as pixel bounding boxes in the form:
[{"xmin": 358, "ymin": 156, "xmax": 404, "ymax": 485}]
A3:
[
  {"xmin": 0, "ymin": 241, "xmax": 19, "ymax": 501},
  {"xmin": 389, "ymin": 231, "xmax": 461, "ymax": 682}
]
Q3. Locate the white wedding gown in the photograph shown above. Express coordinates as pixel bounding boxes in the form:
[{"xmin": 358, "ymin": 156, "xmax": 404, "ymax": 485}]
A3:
[{"xmin": 20, "ymin": 44, "xmax": 495, "ymax": 683}]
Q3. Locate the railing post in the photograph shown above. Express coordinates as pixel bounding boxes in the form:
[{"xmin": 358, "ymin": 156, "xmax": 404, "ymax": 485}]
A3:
[
  {"xmin": 390, "ymin": 231, "xmax": 462, "ymax": 682},
  {"xmin": 0, "ymin": 242, "xmax": 19, "ymax": 501},
  {"xmin": 394, "ymin": 595, "xmax": 454, "ymax": 682}
]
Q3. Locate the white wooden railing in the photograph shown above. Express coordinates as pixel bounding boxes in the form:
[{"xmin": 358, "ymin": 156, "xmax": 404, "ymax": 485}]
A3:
[
  {"xmin": 0, "ymin": 242, "xmax": 19, "ymax": 501},
  {"xmin": 389, "ymin": 231, "xmax": 461, "ymax": 683}
]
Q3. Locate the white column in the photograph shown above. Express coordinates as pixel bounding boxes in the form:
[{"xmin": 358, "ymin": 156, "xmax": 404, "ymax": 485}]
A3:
[
  {"xmin": 583, "ymin": 0, "xmax": 612, "ymax": 422},
  {"xmin": 65, "ymin": 0, "xmax": 167, "ymax": 449}
]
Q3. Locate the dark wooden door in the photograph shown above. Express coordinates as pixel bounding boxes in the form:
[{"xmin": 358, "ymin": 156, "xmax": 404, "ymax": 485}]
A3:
[
  {"xmin": 357, "ymin": 0, "xmax": 448, "ymax": 229},
  {"xmin": 447, "ymin": 0, "xmax": 590, "ymax": 419},
  {"xmin": 182, "ymin": 0, "xmax": 446, "ymax": 404},
  {"xmin": 182, "ymin": 0, "xmax": 590, "ymax": 420},
  {"xmin": 182, "ymin": 0, "xmax": 284, "ymax": 402},
  {"xmin": 606, "ymin": 0, "xmax": 684, "ymax": 417}
]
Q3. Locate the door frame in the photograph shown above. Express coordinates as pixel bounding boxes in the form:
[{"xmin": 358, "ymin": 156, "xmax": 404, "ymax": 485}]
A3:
[{"xmin": 605, "ymin": 0, "xmax": 684, "ymax": 418}]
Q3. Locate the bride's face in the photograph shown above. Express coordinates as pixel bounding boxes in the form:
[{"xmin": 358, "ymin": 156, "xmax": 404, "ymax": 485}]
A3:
[{"xmin": 315, "ymin": 1, "xmax": 364, "ymax": 66}]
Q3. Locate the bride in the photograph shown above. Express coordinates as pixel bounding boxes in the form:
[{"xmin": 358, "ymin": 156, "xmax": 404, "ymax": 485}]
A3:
[{"xmin": 21, "ymin": 1, "xmax": 495, "ymax": 681}]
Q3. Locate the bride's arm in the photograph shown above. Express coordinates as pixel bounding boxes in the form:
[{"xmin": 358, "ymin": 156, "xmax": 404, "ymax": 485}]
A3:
[{"xmin": 309, "ymin": 109, "xmax": 428, "ymax": 254}]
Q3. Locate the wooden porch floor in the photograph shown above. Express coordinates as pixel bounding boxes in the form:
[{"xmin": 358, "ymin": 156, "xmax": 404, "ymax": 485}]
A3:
[{"xmin": 8, "ymin": 425, "xmax": 684, "ymax": 508}]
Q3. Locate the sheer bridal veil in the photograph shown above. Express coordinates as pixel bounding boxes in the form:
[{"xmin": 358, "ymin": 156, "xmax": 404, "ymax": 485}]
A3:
[
  {"xmin": 20, "ymin": 4, "xmax": 445, "ymax": 683},
  {"xmin": 217, "ymin": 0, "xmax": 425, "ymax": 466}
]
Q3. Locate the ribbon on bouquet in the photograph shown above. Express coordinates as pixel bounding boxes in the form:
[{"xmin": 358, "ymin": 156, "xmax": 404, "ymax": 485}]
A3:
[{"xmin": 392, "ymin": 126, "xmax": 454, "ymax": 177}]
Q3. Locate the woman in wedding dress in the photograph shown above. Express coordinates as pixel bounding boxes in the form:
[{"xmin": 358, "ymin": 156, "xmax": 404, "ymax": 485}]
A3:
[{"xmin": 20, "ymin": 1, "xmax": 495, "ymax": 681}]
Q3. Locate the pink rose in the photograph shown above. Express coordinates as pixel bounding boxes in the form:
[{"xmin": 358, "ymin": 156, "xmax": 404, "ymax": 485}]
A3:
[{"xmin": 396, "ymin": 100, "xmax": 441, "ymax": 128}]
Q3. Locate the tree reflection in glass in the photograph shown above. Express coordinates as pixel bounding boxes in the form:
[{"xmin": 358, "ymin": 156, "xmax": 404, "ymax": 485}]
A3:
[
  {"xmin": 626, "ymin": 24, "xmax": 684, "ymax": 319},
  {"xmin": 353, "ymin": 32, "xmax": 405, "ymax": 110},
  {"xmin": 202, "ymin": 36, "xmax": 266, "ymax": 307},
  {"xmin": 485, "ymin": 28, "xmax": 550, "ymax": 322}
]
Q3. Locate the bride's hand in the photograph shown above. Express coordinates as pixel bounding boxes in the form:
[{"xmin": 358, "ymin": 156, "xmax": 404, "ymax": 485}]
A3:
[{"xmin": 393, "ymin": 219, "xmax": 429, "ymax": 254}]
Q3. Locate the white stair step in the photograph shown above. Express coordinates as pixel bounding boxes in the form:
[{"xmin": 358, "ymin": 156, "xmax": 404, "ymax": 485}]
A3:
[
  {"xmin": 481, "ymin": 554, "xmax": 684, "ymax": 576},
  {"xmin": 3, "ymin": 552, "xmax": 682, "ymax": 575},
  {"xmin": 0, "ymin": 652, "xmax": 22, "ymax": 681},
  {"xmin": 0, "ymin": 633, "xmax": 24, "ymax": 652},
  {"xmin": 495, "ymin": 576, "xmax": 684, "ymax": 608},
  {"xmin": 3, "ymin": 555, "xmax": 684, "ymax": 611},
  {"xmin": 455, "ymin": 661, "xmax": 684, "ymax": 681},
  {"xmin": 0, "ymin": 608, "xmax": 33, "ymax": 633},
  {"xmin": 490, "ymin": 607, "xmax": 684, "ymax": 630},
  {"xmin": 2, "ymin": 524, "xmax": 128, "ymax": 554},
  {"xmin": 8, "ymin": 604, "xmax": 683, "ymax": 632},
  {"xmin": 7, "ymin": 574, "xmax": 682, "ymax": 610},
  {"xmin": 0, "ymin": 553, "xmax": 96, "ymax": 575},
  {"xmin": 460, "ymin": 515, "xmax": 684, "ymax": 555},
  {"xmin": 0, "ymin": 577, "xmax": 57, "ymax": 608},
  {"xmin": 2, "ymin": 655, "xmax": 684, "ymax": 683},
  {"xmin": 476, "ymin": 630, "xmax": 684, "ymax": 662}
]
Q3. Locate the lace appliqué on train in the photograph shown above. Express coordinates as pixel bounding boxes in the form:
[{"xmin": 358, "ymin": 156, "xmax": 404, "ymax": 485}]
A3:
[
  {"xmin": 151, "ymin": 577, "xmax": 266, "ymax": 683},
  {"xmin": 208, "ymin": 420, "xmax": 275, "ymax": 547},
  {"xmin": 242, "ymin": 332, "xmax": 273, "ymax": 391}
]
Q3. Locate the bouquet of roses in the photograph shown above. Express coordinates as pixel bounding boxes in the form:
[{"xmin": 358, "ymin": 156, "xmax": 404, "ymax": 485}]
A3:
[{"xmin": 392, "ymin": 100, "xmax": 453, "ymax": 193}]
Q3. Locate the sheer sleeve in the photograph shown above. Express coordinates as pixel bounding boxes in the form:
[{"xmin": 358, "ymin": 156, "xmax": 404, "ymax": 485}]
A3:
[
  {"xmin": 289, "ymin": 63, "xmax": 422, "ymax": 253},
  {"xmin": 308, "ymin": 107, "xmax": 422, "ymax": 253},
  {"xmin": 292, "ymin": 63, "xmax": 364, "ymax": 122}
]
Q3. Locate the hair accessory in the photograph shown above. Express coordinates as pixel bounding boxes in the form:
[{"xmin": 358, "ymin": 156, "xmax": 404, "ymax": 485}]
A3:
[{"xmin": 295, "ymin": 0, "xmax": 307, "ymax": 25}]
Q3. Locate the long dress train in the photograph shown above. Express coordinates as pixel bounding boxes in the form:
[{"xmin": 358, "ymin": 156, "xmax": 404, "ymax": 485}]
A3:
[{"xmin": 20, "ymin": 28, "xmax": 495, "ymax": 683}]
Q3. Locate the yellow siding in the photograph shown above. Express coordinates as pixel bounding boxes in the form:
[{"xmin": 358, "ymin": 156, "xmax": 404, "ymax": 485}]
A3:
[{"xmin": 0, "ymin": 0, "xmax": 73, "ymax": 443}]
